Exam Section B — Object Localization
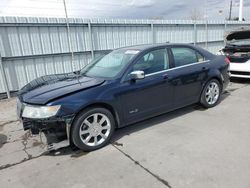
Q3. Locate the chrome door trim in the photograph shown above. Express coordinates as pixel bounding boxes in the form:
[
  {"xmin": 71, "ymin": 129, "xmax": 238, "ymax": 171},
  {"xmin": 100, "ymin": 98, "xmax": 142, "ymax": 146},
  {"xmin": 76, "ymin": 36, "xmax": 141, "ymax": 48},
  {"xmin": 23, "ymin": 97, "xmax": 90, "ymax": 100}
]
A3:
[{"xmin": 145, "ymin": 60, "xmax": 210, "ymax": 77}]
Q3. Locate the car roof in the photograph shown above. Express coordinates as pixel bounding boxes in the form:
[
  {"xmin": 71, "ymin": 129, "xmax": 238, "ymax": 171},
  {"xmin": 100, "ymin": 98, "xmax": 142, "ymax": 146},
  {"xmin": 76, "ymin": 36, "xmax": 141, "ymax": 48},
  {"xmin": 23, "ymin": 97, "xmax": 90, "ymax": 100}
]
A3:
[
  {"xmin": 117, "ymin": 43, "xmax": 196, "ymax": 51},
  {"xmin": 115, "ymin": 43, "xmax": 214, "ymax": 60}
]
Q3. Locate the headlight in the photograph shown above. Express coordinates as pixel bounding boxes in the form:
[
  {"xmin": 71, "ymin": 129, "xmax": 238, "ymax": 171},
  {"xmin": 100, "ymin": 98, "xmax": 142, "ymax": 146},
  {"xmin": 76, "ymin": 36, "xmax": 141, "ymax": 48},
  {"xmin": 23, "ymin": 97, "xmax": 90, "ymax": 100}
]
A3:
[{"xmin": 22, "ymin": 105, "xmax": 61, "ymax": 119}]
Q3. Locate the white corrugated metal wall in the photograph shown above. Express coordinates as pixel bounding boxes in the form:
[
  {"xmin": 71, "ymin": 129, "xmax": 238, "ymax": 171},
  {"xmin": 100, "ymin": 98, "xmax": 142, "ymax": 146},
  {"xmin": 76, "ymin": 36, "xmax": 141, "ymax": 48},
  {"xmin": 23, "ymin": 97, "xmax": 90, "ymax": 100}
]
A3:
[{"xmin": 0, "ymin": 17, "xmax": 250, "ymax": 96}]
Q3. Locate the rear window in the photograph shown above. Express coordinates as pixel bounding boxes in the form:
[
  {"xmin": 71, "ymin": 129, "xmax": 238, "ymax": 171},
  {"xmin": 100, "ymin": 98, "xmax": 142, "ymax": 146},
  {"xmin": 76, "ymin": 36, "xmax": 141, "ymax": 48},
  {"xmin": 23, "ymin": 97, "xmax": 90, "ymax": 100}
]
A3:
[{"xmin": 171, "ymin": 47, "xmax": 205, "ymax": 67}]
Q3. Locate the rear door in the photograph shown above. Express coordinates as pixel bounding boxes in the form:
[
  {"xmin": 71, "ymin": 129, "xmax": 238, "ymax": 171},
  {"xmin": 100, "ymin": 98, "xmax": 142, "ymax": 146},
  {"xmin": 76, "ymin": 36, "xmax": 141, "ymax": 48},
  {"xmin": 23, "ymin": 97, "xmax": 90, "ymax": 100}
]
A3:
[{"xmin": 169, "ymin": 46, "xmax": 210, "ymax": 107}]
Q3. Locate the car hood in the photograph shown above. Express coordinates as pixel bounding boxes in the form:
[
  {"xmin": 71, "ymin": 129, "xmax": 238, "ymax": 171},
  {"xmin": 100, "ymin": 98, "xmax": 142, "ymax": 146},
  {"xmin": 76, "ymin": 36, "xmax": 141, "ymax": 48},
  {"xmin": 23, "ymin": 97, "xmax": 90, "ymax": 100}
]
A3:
[
  {"xmin": 225, "ymin": 27, "xmax": 250, "ymax": 42},
  {"xmin": 18, "ymin": 73, "xmax": 105, "ymax": 105}
]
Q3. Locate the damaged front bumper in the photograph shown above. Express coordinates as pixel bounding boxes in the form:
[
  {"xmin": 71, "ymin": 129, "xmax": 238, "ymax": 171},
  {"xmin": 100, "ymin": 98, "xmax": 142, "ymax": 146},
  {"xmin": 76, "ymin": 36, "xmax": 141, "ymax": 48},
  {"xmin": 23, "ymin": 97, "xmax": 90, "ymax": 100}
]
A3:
[
  {"xmin": 21, "ymin": 116, "xmax": 74, "ymax": 151},
  {"xmin": 17, "ymin": 97, "xmax": 75, "ymax": 151}
]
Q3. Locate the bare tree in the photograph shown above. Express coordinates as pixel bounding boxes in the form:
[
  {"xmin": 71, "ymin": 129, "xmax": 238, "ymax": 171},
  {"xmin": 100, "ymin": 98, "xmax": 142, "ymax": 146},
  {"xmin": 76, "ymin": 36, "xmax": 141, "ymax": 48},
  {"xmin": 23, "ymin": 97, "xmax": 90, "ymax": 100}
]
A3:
[
  {"xmin": 149, "ymin": 16, "xmax": 164, "ymax": 20},
  {"xmin": 231, "ymin": 17, "xmax": 246, "ymax": 21},
  {"xmin": 188, "ymin": 8, "xmax": 203, "ymax": 20}
]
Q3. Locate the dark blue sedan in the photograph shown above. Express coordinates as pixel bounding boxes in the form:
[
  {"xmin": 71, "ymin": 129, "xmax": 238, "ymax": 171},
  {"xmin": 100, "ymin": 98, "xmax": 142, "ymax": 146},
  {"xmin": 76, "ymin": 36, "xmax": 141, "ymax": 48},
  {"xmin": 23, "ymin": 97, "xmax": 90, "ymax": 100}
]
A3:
[{"xmin": 17, "ymin": 43, "xmax": 230, "ymax": 151}]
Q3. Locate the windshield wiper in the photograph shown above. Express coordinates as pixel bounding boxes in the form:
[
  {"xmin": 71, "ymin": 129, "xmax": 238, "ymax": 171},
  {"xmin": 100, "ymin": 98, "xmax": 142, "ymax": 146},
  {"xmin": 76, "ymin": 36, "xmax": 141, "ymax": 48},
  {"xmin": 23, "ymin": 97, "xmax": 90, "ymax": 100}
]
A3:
[{"xmin": 73, "ymin": 70, "xmax": 81, "ymax": 75}]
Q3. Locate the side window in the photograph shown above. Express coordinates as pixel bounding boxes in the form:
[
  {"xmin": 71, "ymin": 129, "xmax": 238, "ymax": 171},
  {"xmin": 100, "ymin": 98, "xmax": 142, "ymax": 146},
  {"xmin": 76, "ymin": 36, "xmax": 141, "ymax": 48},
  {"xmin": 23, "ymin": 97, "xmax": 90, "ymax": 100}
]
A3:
[
  {"xmin": 171, "ymin": 47, "xmax": 205, "ymax": 67},
  {"xmin": 196, "ymin": 51, "xmax": 205, "ymax": 62},
  {"xmin": 132, "ymin": 49, "xmax": 169, "ymax": 75}
]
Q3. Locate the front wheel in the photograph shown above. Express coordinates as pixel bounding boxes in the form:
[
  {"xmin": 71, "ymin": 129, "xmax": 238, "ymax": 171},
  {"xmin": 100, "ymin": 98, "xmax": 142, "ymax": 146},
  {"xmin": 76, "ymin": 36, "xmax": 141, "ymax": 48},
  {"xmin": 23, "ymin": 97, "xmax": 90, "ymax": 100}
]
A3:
[
  {"xmin": 71, "ymin": 107, "xmax": 115, "ymax": 151},
  {"xmin": 200, "ymin": 79, "xmax": 221, "ymax": 108}
]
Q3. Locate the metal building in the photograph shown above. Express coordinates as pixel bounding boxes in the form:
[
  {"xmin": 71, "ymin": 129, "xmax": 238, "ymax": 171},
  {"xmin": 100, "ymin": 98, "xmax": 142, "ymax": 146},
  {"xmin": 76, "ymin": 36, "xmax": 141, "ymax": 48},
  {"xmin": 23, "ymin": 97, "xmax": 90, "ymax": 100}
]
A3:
[{"xmin": 0, "ymin": 17, "xmax": 250, "ymax": 98}]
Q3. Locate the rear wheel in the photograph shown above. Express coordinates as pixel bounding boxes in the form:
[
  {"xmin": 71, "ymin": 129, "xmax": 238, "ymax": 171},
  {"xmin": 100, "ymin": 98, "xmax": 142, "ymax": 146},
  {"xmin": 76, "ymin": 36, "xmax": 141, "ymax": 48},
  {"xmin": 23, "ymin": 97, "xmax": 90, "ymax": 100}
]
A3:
[
  {"xmin": 200, "ymin": 79, "xmax": 221, "ymax": 108},
  {"xmin": 71, "ymin": 107, "xmax": 115, "ymax": 151}
]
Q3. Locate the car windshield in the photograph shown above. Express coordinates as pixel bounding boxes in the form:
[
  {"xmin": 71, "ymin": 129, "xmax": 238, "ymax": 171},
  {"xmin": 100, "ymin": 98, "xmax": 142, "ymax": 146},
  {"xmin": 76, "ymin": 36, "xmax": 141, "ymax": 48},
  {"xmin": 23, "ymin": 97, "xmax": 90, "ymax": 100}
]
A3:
[{"xmin": 80, "ymin": 49, "xmax": 139, "ymax": 78}]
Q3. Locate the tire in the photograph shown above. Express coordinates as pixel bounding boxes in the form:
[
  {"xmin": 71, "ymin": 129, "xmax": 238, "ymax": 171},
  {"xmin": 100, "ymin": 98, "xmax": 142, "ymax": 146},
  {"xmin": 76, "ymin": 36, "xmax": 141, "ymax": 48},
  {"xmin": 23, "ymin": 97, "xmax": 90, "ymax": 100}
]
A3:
[
  {"xmin": 200, "ymin": 79, "xmax": 221, "ymax": 108},
  {"xmin": 71, "ymin": 107, "xmax": 115, "ymax": 151}
]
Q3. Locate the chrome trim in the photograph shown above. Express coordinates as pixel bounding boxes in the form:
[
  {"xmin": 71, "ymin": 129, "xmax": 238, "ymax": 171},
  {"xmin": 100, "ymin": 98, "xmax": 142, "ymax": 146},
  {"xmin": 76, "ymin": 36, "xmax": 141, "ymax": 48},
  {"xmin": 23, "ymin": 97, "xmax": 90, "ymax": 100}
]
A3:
[
  {"xmin": 130, "ymin": 70, "xmax": 145, "ymax": 80},
  {"xmin": 145, "ymin": 60, "xmax": 210, "ymax": 77}
]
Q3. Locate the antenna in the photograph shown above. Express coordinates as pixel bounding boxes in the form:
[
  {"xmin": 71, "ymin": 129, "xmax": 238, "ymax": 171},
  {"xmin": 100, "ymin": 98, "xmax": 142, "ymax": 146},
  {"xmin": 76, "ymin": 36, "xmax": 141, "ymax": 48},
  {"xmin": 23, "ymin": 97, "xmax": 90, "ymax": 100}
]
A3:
[{"xmin": 229, "ymin": 0, "xmax": 232, "ymax": 20}]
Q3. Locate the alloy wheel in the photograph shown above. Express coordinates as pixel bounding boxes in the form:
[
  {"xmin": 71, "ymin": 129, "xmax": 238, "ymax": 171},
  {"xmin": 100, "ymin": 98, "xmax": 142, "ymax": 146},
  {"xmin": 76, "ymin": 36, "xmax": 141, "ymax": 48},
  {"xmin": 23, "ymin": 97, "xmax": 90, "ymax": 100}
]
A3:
[
  {"xmin": 79, "ymin": 113, "xmax": 111, "ymax": 147},
  {"xmin": 205, "ymin": 82, "xmax": 220, "ymax": 105}
]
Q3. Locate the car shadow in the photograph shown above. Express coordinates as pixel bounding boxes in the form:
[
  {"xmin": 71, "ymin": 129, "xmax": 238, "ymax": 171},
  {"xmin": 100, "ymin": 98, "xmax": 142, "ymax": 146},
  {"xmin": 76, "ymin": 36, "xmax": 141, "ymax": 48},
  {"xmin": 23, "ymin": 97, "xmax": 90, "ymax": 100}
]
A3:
[
  {"xmin": 111, "ymin": 104, "xmax": 198, "ymax": 145},
  {"xmin": 47, "ymin": 91, "xmax": 230, "ymax": 157},
  {"xmin": 111, "ymin": 91, "xmax": 230, "ymax": 144},
  {"xmin": 47, "ymin": 105, "xmax": 199, "ymax": 157}
]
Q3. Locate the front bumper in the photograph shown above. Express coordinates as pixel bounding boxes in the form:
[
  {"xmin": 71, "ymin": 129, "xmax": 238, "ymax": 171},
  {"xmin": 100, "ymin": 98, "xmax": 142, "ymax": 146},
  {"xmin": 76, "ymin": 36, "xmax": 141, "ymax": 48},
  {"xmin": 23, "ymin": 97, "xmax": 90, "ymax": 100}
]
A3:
[
  {"xmin": 25, "ymin": 116, "xmax": 73, "ymax": 148},
  {"xmin": 17, "ymin": 99, "xmax": 74, "ymax": 150},
  {"xmin": 21, "ymin": 116, "xmax": 74, "ymax": 150}
]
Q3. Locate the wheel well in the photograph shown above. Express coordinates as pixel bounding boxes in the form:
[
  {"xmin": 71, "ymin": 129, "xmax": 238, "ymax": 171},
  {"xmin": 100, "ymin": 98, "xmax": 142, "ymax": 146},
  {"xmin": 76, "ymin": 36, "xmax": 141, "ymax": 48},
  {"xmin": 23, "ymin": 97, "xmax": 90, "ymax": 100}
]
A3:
[
  {"xmin": 212, "ymin": 77, "xmax": 222, "ymax": 86},
  {"xmin": 200, "ymin": 77, "xmax": 222, "ymax": 98},
  {"xmin": 70, "ymin": 102, "xmax": 119, "ymax": 130},
  {"xmin": 68, "ymin": 103, "xmax": 120, "ymax": 147},
  {"xmin": 208, "ymin": 77, "xmax": 222, "ymax": 88},
  {"xmin": 203, "ymin": 77, "xmax": 222, "ymax": 89}
]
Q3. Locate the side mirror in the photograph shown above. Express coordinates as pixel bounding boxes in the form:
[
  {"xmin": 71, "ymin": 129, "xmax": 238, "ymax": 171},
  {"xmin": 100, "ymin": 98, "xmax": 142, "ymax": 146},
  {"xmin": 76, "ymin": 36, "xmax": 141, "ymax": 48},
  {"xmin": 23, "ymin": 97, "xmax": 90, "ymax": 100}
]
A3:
[{"xmin": 130, "ymin": 70, "xmax": 145, "ymax": 80}]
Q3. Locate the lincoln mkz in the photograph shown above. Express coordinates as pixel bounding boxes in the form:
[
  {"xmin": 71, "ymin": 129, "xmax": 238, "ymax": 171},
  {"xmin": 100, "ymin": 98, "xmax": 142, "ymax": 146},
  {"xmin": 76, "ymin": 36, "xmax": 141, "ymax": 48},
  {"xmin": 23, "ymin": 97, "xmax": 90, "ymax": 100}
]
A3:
[{"xmin": 17, "ymin": 43, "xmax": 230, "ymax": 151}]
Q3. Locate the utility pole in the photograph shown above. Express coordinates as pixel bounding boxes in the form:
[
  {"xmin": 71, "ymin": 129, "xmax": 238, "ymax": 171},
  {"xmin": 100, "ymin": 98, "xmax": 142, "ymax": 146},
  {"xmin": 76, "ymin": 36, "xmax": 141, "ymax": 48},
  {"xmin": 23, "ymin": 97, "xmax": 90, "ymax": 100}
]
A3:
[
  {"xmin": 229, "ymin": 0, "xmax": 232, "ymax": 20},
  {"xmin": 204, "ymin": 0, "xmax": 208, "ymax": 20},
  {"xmin": 239, "ymin": 0, "xmax": 243, "ymax": 21},
  {"xmin": 63, "ymin": 0, "xmax": 75, "ymax": 70}
]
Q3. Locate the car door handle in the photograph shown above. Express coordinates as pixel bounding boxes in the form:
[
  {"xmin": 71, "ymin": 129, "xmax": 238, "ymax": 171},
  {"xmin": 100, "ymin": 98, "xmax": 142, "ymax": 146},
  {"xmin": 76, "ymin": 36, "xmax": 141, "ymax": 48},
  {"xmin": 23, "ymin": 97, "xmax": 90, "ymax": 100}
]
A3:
[
  {"xmin": 162, "ymin": 74, "xmax": 169, "ymax": 80},
  {"xmin": 202, "ymin": 66, "xmax": 208, "ymax": 71}
]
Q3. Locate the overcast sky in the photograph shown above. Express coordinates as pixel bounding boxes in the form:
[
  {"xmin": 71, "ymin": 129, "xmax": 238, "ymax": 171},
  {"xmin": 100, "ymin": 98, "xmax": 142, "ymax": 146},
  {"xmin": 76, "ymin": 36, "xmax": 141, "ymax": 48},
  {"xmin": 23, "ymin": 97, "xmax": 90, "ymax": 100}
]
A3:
[{"xmin": 0, "ymin": 0, "xmax": 249, "ymax": 20}]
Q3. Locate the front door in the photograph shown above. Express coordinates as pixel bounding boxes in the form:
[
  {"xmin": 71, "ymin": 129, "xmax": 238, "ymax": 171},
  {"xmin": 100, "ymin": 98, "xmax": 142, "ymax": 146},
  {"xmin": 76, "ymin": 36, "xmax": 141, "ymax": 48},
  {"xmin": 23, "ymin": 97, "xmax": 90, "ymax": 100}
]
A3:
[{"xmin": 118, "ymin": 48, "xmax": 174, "ymax": 124}]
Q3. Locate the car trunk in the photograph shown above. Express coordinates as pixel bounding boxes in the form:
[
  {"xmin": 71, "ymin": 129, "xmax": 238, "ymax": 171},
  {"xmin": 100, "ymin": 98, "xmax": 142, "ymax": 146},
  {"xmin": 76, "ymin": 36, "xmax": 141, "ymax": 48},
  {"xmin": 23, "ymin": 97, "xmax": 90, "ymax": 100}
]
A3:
[{"xmin": 222, "ymin": 28, "xmax": 250, "ymax": 63}]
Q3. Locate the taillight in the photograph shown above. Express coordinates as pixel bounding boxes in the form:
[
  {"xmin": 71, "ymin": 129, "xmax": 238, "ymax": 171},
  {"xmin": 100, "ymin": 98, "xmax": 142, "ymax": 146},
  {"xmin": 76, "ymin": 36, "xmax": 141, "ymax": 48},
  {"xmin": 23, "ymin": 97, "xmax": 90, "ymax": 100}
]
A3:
[{"xmin": 225, "ymin": 57, "xmax": 230, "ymax": 64}]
